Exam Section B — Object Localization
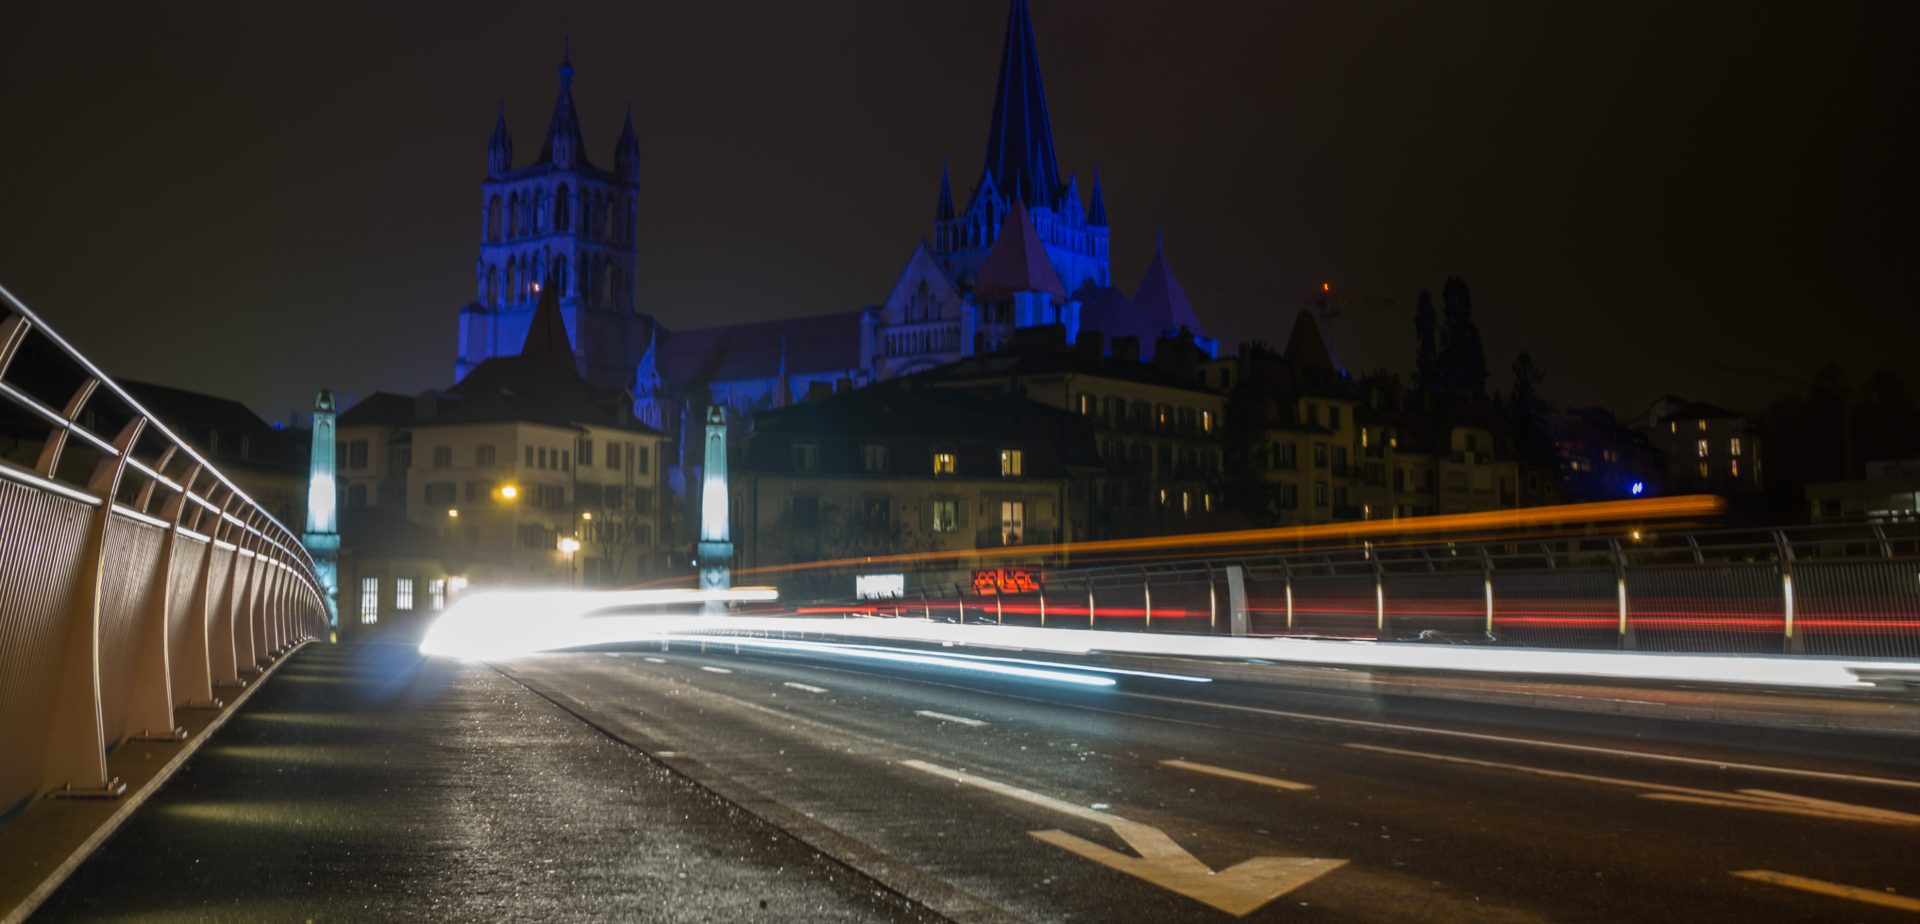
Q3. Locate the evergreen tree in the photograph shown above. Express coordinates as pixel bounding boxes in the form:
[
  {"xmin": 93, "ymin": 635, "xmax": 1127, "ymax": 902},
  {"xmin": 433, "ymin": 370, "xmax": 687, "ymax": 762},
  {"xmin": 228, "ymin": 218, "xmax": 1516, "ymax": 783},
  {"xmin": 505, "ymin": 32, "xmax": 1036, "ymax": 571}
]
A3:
[
  {"xmin": 1413, "ymin": 290, "xmax": 1439, "ymax": 392},
  {"xmin": 1438, "ymin": 276, "xmax": 1488, "ymax": 399},
  {"xmin": 1508, "ymin": 351, "xmax": 1554, "ymax": 459}
]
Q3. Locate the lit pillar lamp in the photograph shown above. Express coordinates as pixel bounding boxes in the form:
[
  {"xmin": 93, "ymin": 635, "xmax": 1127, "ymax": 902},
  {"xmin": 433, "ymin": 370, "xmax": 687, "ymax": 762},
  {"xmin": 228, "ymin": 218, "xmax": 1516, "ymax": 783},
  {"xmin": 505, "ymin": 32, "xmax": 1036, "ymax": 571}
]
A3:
[
  {"xmin": 302, "ymin": 389, "xmax": 340, "ymax": 628},
  {"xmin": 697, "ymin": 404, "xmax": 733, "ymax": 606}
]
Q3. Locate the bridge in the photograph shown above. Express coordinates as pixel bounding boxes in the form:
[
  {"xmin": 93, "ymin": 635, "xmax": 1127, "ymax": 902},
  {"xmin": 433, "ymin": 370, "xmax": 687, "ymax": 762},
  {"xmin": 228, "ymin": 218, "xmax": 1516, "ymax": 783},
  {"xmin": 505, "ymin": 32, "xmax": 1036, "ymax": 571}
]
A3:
[{"xmin": 3, "ymin": 286, "xmax": 1919, "ymax": 923}]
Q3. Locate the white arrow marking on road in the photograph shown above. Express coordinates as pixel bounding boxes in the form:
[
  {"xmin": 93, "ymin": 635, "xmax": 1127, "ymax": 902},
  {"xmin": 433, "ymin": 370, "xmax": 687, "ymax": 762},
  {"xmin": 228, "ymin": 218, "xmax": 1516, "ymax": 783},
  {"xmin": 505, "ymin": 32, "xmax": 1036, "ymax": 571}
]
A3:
[
  {"xmin": 915, "ymin": 710, "xmax": 989, "ymax": 727},
  {"xmin": 903, "ymin": 759, "xmax": 1345, "ymax": 916},
  {"xmin": 1349, "ymin": 743, "xmax": 1920, "ymax": 827},
  {"xmin": 1161, "ymin": 759, "xmax": 1314, "ymax": 792},
  {"xmin": 783, "ymin": 682, "xmax": 829, "ymax": 693}
]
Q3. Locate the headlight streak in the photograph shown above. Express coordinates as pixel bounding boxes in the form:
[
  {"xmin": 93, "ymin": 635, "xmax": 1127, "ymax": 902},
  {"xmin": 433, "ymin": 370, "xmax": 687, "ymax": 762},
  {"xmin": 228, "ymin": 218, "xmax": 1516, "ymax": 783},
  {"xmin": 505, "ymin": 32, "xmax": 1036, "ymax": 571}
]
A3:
[
  {"xmin": 669, "ymin": 634, "xmax": 1117, "ymax": 688},
  {"xmin": 419, "ymin": 591, "xmax": 1906, "ymax": 691}
]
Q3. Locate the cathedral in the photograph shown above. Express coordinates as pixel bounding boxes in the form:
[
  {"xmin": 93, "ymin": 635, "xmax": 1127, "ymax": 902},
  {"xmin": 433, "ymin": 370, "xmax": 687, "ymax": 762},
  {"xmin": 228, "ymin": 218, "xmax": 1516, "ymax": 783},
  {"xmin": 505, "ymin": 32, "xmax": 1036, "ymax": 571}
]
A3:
[{"xmin": 454, "ymin": 0, "xmax": 1217, "ymax": 498}]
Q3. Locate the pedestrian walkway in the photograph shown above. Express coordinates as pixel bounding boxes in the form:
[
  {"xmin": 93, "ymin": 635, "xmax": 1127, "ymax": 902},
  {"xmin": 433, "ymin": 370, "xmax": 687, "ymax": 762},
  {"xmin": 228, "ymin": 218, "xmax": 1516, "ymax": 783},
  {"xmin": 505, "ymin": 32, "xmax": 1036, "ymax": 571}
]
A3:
[{"xmin": 29, "ymin": 620, "xmax": 935, "ymax": 923}]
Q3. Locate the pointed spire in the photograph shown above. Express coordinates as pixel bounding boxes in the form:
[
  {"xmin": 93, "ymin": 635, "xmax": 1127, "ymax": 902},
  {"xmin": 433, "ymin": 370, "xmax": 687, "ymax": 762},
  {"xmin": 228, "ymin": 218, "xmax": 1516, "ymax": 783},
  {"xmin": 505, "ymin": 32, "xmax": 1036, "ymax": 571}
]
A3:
[
  {"xmin": 1133, "ymin": 232, "xmax": 1203, "ymax": 337},
  {"xmin": 521, "ymin": 270, "xmax": 574, "ymax": 362},
  {"xmin": 978, "ymin": 0, "xmax": 1061, "ymax": 211},
  {"xmin": 615, "ymin": 101, "xmax": 641, "ymax": 180},
  {"xmin": 487, "ymin": 101, "xmax": 513, "ymax": 177},
  {"xmin": 975, "ymin": 199, "xmax": 1067, "ymax": 302},
  {"xmin": 935, "ymin": 162, "xmax": 956, "ymax": 223},
  {"xmin": 536, "ymin": 40, "xmax": 590, "ymax": 169},
  {"xmin": 1088, "ymin": 165, "xmax": 1108, "ymax": 226}
]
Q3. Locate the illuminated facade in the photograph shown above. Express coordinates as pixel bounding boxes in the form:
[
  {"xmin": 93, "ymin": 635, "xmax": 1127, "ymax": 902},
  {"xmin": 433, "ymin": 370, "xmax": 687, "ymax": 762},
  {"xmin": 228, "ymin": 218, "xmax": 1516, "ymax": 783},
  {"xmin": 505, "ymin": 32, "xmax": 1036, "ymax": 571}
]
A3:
[
  {"xmin": 455, "ymin": 46, "xmax": 647, "ymax": 390},
  {"xmin": 452, "ymin": 4, "xmax": 1222, "ymax": 533}
]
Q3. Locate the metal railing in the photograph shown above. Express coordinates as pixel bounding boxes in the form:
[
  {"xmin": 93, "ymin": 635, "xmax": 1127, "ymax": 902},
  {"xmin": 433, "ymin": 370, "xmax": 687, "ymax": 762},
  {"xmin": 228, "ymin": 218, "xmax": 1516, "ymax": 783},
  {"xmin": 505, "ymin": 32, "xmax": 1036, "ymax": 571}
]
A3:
[
  {"xmin": 801, "ymin": 521, "xmax": 1920, "ymax": 661},
  {"xmin": 0, "ymin": 283, "xmax": 327, "ymax": 815}
]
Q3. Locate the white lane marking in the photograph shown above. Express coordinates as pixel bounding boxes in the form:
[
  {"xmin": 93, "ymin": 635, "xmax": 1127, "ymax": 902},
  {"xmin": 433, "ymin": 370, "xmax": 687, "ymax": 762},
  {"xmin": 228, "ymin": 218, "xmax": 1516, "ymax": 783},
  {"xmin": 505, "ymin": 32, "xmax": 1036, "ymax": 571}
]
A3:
[
  {"xmin": 902, "ymin": 759, "xmax": 1344, "ymax": 916},
  {"xmin": 915, "ymin": 710, "xmax": 988, "ymax": 727},
  {"xmin": 1123, "ymin": 690, "xmax": 1920, "ymax": 791},
  {"xmin": 1161, "ymin": 759, "xmax": 1313, "ymax": 792},
  {"xmin": 643, "ymin": 657, "xmax": 666, "ymax": 664},
  {"xmin": 1732, "ymin": 869, "xmax": 1920, "ymax": 912},
  {"xmin": 783, "ymin": 682, "xmax": 829, "ymax": 693},
  {"xmin": 700, "ymin": 666, "xmax": 733, "ymax": 674},
  {"xmin": 1349, "ymin": 743, "xmax": 1920, "ymax": 827}
]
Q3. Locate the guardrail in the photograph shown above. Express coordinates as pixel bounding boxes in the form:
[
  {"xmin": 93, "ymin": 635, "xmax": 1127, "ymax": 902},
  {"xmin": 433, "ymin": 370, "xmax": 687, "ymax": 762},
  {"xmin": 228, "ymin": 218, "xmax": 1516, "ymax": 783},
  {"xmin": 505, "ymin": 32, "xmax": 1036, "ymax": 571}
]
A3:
[
  {"xmin": 0, "ymin": 283, "xmax": 327, "ymax": 816},
  {"xmin": 801, "ymin": 522, "xmax": 1920, "ymax": 661}
]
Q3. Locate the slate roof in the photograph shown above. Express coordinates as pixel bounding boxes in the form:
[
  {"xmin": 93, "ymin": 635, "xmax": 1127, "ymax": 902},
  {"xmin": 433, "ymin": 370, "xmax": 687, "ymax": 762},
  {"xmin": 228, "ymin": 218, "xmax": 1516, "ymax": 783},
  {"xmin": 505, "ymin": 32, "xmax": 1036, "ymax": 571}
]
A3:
[
  {"xmin": 975, "ymin": 203, "xmax": 1067, "ymax": 301},
  {"xmin": 1131, "ymin": 241, "xmax": 1203, "ymax": 338},
  {"xmin": 119, "ymin": 380, "xmax": 305, "ymax": 474},
  {"xmin": 656, "ymin": 310, "xmax": 865, "ymax": 387}
]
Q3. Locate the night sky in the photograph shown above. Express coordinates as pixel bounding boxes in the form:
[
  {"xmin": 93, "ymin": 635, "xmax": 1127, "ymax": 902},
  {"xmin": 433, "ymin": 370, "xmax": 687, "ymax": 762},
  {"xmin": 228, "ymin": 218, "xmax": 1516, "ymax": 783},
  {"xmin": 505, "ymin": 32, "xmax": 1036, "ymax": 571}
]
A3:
[{"xmin": 1, "ymin": 1, "xmax": 1912, "ymax": 423}]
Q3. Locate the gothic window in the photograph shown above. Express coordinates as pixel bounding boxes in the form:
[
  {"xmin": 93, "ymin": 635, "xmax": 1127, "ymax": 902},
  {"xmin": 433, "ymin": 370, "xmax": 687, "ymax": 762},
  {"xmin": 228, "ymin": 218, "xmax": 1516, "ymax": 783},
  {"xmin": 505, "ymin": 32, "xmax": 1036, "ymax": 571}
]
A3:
[
  {"xmin": 554, "ymin": 256, "xmax": 568, "ymax": 296},
  {"xmin": 599, "ymin": 197, "xmax": 613, "ymax": 240},
  {"xmin": 487, "ymin": 196, "xmax": 502, "ymax": 242},
  {"xmin": 599, "ymin": 258, "xmax": 614, "ymax": 306},
  {"xmin": 486, "ymin": 266, "xmax": 498, "ymax": 307},
  {"xmin": 506, "ymin": 259, "xmax": 518, "ymax": 304},
  {"xmin": 555, "ymin": 185, "xmax": 570, "ymax": 232},
  {"xmin": 532, "ymin": 252, "xmax": 546, "ymax": 292},
  {"xmin": 508, "ymin": 193, "xmax": 520, "ymax": 237}
]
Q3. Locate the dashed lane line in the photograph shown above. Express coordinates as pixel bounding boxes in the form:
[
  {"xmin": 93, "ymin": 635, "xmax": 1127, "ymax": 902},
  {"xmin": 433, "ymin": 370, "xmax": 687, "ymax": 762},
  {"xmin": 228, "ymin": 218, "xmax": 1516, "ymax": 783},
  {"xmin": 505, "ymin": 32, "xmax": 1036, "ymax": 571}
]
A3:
[
  {"xmin": 784, "ymin": 682, "xmax": 829, "ymax": 693},
  {"xmin": 1161, "ymin": 758, "xmax": 1314, "ymax": 792},
  {"xmin": 915, "ymin": 710, "xmax": 989, "ymax": 727},
  {"xmin": 1732, "ymin": 869, "xmax": 1920, "ymax": 912}
]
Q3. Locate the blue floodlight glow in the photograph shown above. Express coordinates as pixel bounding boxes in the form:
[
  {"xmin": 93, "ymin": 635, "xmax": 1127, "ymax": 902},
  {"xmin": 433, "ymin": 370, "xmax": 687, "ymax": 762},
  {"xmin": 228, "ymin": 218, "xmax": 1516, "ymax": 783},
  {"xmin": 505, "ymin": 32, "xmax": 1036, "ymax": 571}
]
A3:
[{"xmin": 1629, "ymin": 481, "xmax": 1645, "ymax": 496}]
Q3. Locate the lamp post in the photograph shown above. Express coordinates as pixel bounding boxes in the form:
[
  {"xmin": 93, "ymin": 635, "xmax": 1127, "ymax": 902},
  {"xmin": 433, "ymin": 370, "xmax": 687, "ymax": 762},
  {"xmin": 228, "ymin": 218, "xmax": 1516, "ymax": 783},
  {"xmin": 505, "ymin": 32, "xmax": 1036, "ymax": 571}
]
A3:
[{"xmin": 558, "ymin": 535, "xmax": 581, "ymax": 587}]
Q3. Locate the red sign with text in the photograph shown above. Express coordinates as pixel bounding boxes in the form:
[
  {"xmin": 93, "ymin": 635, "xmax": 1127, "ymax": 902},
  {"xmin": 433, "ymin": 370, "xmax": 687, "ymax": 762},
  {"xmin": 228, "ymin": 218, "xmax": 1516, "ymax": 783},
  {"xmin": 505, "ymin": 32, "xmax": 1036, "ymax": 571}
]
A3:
[{"xmin": 973, "ymin": 567, "xmax": 1041, "ymax": 595}]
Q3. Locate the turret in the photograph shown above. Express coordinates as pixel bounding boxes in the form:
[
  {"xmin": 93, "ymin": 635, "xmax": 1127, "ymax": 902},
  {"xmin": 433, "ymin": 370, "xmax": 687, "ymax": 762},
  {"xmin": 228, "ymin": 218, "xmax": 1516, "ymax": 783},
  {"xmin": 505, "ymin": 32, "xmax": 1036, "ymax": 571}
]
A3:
[
  {"xmin": 486, "ymin": 103, "xmax": 513, "ymax": 177},
  {"xmin": 536, "ymin": 42, "xmax": 588, "ymax": 169},
  {"xmin": 615, "ymin": 104, "xmax": 641, "ymax": 181}
]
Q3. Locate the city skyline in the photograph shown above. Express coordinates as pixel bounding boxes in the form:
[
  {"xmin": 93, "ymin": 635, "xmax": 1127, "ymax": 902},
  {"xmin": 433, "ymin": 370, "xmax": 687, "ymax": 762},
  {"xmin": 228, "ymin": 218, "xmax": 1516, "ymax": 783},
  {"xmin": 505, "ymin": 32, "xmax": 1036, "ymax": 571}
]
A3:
[{"xmin": 0, "ymin": 0, "xmax": 1912, "ymax": 421}]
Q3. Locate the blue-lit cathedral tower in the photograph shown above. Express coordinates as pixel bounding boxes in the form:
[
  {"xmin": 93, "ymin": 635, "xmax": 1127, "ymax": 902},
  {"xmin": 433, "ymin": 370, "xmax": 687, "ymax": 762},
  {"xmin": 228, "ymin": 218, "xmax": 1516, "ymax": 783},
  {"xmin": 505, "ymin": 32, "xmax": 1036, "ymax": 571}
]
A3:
[{"xmin": 456, "ymin": 47, "xmax": 648, "ymax": 389}]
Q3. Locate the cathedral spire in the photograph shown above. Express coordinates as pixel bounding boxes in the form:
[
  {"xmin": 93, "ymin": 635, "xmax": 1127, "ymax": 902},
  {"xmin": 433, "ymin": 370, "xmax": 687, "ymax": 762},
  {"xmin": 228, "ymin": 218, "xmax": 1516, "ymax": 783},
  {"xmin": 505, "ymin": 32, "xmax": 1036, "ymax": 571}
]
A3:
[
  {"xmin": 1088, "ymin": 165, "xmax": 1108, "ymax": 227},
  {"xmin": 935, "ymin": 162, "xmax": 956, "ymax": 223},
  {"xmin": 487, "ymin": 101, "xmax": 513, "ymax": 177},
  {"xmin": 521, "ymin": 271, "xmax": 573, "ymax": 362},
  {"xmin": 536, "ymin": 39, "xmax": 590, "ymax": 169},
  {"xmin": 615, "ymin": 102, "xmax": 641, "ymax": 180},
  {"xmin": 978, "ymin": 0, "xmax": 1060, "ymax": 211}
]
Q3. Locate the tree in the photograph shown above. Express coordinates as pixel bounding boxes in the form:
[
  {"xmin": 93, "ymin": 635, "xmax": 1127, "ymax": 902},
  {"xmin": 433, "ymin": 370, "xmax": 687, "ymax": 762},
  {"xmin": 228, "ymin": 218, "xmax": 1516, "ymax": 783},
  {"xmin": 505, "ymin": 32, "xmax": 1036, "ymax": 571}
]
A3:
[
  {"xmin": 1437, "ymin": 276, "xmax": 1488, "ymax": 399},
  {"xmin": 1508, "ymin": 351, "xmax": 1554, "ymax": 460},
  {"xmin": 1413, "ymin": 290, "xmax": 1439, "ymax": 392}
]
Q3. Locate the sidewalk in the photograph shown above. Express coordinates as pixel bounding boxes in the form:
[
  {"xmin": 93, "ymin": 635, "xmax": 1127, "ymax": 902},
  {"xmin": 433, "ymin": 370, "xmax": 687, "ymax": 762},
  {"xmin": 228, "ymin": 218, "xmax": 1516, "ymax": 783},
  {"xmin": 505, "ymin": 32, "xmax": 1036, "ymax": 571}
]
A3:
[{"xmin": 21, "ymin": 621, "xmax": 937, "ymax": 923}]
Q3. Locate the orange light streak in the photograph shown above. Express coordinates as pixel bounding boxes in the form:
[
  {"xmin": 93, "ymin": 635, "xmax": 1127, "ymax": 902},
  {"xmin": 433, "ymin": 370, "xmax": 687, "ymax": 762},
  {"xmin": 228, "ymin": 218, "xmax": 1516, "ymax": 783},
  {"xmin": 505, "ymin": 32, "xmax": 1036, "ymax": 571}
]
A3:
[{"xmin": 719, "ymin": 495, "xmax": 1725, "ymax": 583}]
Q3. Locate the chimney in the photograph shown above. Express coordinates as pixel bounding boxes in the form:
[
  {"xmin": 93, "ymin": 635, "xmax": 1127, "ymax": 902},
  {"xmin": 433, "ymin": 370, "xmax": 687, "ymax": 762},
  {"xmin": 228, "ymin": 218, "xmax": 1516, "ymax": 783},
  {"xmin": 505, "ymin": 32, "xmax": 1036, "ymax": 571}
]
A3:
[
  {"xmin": 1112, "ymin": 336, "xmax": 1141, "ymax": 364},
  {"xmin": 1075, "ymin": 329, "xmax": 1104, "ymax": 361}
]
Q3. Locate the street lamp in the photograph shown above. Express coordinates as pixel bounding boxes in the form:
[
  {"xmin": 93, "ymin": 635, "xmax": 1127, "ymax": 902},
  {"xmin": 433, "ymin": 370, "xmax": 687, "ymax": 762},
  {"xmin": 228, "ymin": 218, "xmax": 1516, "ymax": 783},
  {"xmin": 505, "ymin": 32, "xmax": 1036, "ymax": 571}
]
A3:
[
  {"xmin": 497, "ymin": 484, "xmax": 520, "ymax": 501},
  {"xmin": 557, "ymin": 535, "xmax": 582, "ymax": 588}
]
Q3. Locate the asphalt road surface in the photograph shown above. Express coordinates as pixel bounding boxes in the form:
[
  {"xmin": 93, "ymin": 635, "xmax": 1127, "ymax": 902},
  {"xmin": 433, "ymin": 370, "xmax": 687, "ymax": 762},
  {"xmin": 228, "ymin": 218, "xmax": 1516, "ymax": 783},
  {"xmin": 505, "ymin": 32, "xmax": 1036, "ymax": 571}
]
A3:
[{"xmin": 499, "ymin": 637, "xmax": 1920, "ymax": 923}]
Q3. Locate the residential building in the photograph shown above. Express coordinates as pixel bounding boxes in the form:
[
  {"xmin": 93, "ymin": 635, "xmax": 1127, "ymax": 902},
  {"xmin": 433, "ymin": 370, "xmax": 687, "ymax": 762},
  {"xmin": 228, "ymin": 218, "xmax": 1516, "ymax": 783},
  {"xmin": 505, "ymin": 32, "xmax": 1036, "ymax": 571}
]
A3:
[
  {"xmin": 348, "ymin": 284, "xmax": 665, "ymax": 588},
  {"xmin": 1640, "ymin": 395, "xmax": 1764, "ymax": 494}
]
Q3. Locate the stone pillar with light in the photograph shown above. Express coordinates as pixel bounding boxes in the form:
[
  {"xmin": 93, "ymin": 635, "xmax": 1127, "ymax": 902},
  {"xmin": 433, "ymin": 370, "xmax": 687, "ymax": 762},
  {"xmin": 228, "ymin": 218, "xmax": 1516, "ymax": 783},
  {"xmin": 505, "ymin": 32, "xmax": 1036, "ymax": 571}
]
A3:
[
  {"xmin": 302, "ymin": 389, "xmax": 340, "ymax": 628},
  {"xmin": 697, "ymin": 404, "xmax": 733, "ymax": 605}
]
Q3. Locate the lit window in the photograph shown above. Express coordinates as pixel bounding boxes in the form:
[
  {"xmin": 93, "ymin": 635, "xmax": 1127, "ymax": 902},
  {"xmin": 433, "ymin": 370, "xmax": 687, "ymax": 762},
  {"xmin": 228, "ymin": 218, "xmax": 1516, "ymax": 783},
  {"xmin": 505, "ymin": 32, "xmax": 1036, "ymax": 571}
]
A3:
[
  {"xmin": 1000, "ymin": 501, "xmax": 1025, "ymax": 545},
  {"xmin": 1078, "ymin": 394, "xmax": 1093, "ymax": 416},
  {"xmin": 1731, "ymin": 458, "xmax": 1740, "ymax": 478},
  {"xmin": 1202, "ymin": 410, "xmax": 1214, "ymax": 433},
  {"xmin": 1203, "ymin": 493, "xmax": 1212, "ymax": 513},
  {"xmin": 1697, "ymin": 439, "xmax": 1709, "ymax": 458},
  {"xmin": 1360, "ymin": 428, "xmax": 1370, "ymax": 449},
  {"xmin": 1157, "ymin": 405, "xmax": 1169, "ymax": 427},
  {"xmin": 395, "ymin": 578, "xmax": 414, "ymax": 612},
  {"xmin": 1697, "ymin": 419, "xmax": 1707, "ymax": 431},
  {"xmin": 1669, "ymin": 421, "xmax": 1677, "ymax": 434},
  {"xmin": 1730, "ymin": 438, "xmax": 1742, "ymax": 457},
  {"xmin": 931, "ymin": 500, "xmax": 958, "ymax": 532},
  {"xmin": 1181, "ymin": 491, "xmax": 1191, "ymax": 515},
  {"xmin": 933, "ymin": 452, "xmax": 956, "ymax": 475},
  {"xmin": 359, "ymin": 577, "xmax": 378, "ymax": 625},
  {"xmin": 429, "ymin": 579, "xmax": 446, "ymax": 610},
  {"xmin": 1000, "ymin": 449, "xmax": 1023, "ymax": 477},
  {"xmin": 1698, "ymin": 461, "xmax": 1709, "ymax": 478}
]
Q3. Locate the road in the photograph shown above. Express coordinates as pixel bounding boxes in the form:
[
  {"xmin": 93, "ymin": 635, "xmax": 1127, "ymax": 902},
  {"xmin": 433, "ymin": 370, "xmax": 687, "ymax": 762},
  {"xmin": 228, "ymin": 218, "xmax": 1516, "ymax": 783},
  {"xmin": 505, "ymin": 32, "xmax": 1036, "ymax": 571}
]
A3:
[{"xmin": 499, "ymin": 636, "xmax": 1920, "ymax": 923}]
